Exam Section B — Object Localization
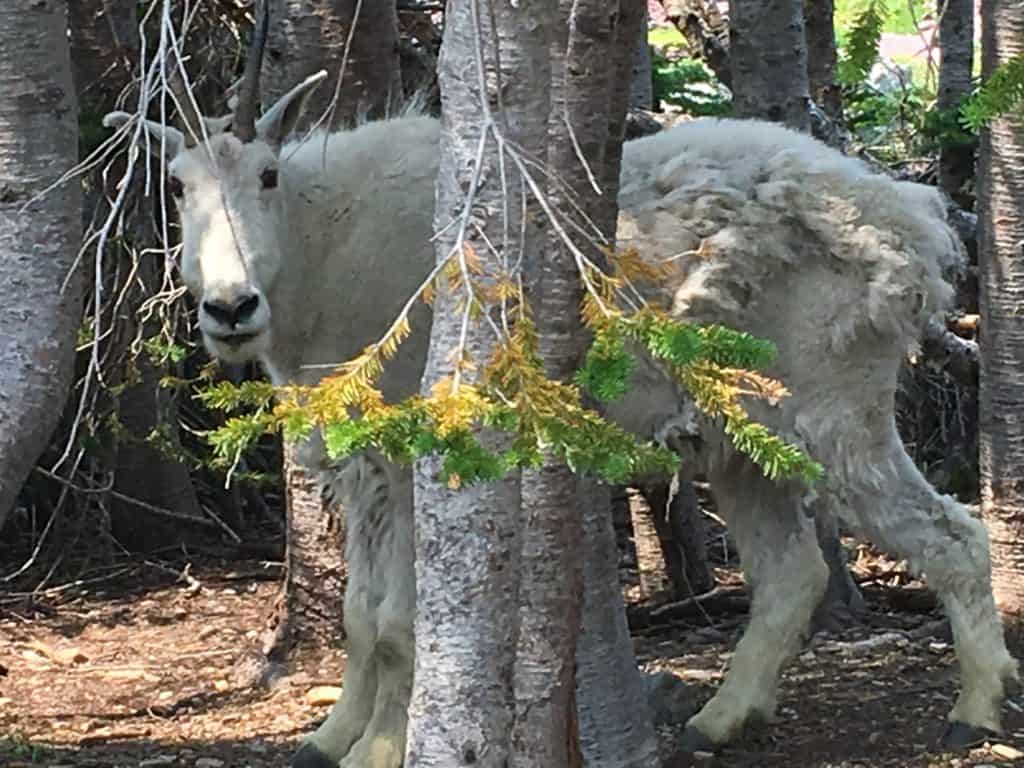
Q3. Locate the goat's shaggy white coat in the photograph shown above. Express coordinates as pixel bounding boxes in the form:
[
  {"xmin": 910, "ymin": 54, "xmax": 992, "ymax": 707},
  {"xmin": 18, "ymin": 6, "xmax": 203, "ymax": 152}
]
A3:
[{"xmin": 106, "ymin": 81, "xmax": 1017, "ymax": 766}]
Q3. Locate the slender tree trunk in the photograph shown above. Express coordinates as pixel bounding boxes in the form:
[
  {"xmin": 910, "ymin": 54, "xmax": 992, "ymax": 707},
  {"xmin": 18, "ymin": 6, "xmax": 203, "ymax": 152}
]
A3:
[
  {"xmin": 262, "ymin": 0, "xmax": 402, "ymax": 129},
  {"xmin": 663, "ymin": 0, "xmax": 732, "ymax": 87},
  {"xmin": 577, "ymin": 480, "xmax": 660, "ymax": 766},
  {"xmin": 631, "ymin": 3, "xmax": 653, "ymax": 110},
  {"xmin": 260, "ymin": 0, "xmax": 405, "ymax": 657},
  {"xmin": 404, "ymin": 0, "xmax": 550, "ymax": 763},
  {"xmin": 631, "ymin": 487, "xmax": 670, "ymax": 598},
  {"xmin": 575, "ymin": 4, "xmax": 660, "ymax": 766},
  {"xmin": 977, "ymin": 0, "xmax": 1024, "ymax": 652},
  {"xmin": 68, "ymin": 0, "xmax": 136, "ymax": 109},
  {"xmin": 0, "ymin": 0, "xmax": 83, "ymax": 522},
  {"xmin": 803, "ymin": 0, "xmax": 841, "ymax": 120},
  {"xmin": 509, "ymin": 2, "xmax": 584, "ymax": 764},
  {"xmin": 638, "ymin": 481, "xmax": 714, "ymax": 598},
  {"xmin": 279, "ymin": 441, "xmax": 346, "ymax": 650},
  {"xmin": 937, "ymin": 0, "xmax": 975, "ymax": 208},
  {"xmin": 109, "ymin": 356, "xmax": 205, "ymax": 549},
  {"xmin": 728, "ymin": 0, "xmax": 809, "ymax": 131}
]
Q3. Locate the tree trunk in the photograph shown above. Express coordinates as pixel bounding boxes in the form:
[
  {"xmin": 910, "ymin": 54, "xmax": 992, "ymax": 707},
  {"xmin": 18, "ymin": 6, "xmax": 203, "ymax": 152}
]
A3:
[
  {"xmin": 728, "ymin": 0, "xmax": 809, "ymax": 131},
  {"xmin": 109, "ymin": 355, "xmax": 205, "ymax": 549},
  {"xmin": 663, "ymin": 0, "xmax": 732, "ymax": 88},
  {"xmin": 597, "ymin": 1, "xmax": 644, "ymax": 240},
  {"xmin": 67, "ymin": 0, "xmax": 136, "ymax": 109},
  {"xmin": 577, "ymin": 480, "xmax": 660, "ymax": 766},
  {"xmin": 803, "ymin": 0, "xmax": 841, "ymax": 120},
  {"xmin": 509, "ymin": 2, "xmax": 588, "ymax": 763},
  {"xmin": 631, "ymin": 3, "xmax": 653, "ymax": 110},
  {"xmin": 276, "ymin": 440, "xmax": 346, "ymax": 650},
  {"xmin": 631, "ymin": 487, "xmax": 670, "ymax": 599},
  {"xmin": 262, "ymin": 0, "xmax": 403, "ymax": 130},
  {"xmin": 404, "ymin": 0, "xmax": 549, "ymax": 763},
  {"xmin": 260, "ymin": 0, "xmax": 406, "ymax": 658},
  {"xmin": 575, "ymin": 4, "xmax": 660, "ymax": 766},
  {"xmin": 638, "ymin": 481, "xmax": 714, "ymax": 599},
  {"xmin": 937, "ymin": 0, "xmax": 975, "ymax": 208},
  {"xmin": 0, "ymin": 0, "xmax": 83, "ymax": 522},
  {"xmin": 810, "ymin": 501, "xmax": 865, "ymax": 630},
  {"xmin": 977, "ymin": 0, "xmax": 1024, "ymax": 652},
  {"xmin": 69, "ymin": 0, "xmax": 204, "ymax": 552}
]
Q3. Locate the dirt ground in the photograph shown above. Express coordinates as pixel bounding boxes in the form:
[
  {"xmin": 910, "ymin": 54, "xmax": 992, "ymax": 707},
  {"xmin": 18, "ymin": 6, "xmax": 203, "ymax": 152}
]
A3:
[{"xmin": 1, "ymin": 550, "xmax": 1022, "ymax": 768}]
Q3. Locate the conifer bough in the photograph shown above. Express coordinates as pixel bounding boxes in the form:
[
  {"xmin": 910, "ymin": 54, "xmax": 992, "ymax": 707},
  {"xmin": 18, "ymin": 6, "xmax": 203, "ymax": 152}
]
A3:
[{"xmin": 203, "ymin": 248, "xmax": 824, "ymax": 489}]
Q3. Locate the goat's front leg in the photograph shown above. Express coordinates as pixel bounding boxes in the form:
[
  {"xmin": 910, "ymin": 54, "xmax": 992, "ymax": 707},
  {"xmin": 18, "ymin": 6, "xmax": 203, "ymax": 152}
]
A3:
[
  {"xmin": 293, "ymin": 602, "xmax": 378, "ymax": 767},
  {"xmin": 337, "ymin": 628, "xmax": 413, "ymax": 768}
]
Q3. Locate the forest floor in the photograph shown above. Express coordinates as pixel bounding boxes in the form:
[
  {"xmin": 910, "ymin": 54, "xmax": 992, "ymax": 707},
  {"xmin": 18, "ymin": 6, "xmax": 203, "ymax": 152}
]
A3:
[{"xmin": 1, "ymin": 536, "xmax": 1023, "ymax": 768}]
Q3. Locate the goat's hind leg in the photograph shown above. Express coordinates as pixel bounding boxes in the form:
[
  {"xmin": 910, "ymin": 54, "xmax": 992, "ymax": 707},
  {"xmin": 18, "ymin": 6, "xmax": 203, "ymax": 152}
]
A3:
[
  {"xmin": 838, "ymin": 437, "xmax": 1018, "ymax": 747},
  {"xmin": 682, "ymin": 464, "xmax": 828, "ymax": 751}
]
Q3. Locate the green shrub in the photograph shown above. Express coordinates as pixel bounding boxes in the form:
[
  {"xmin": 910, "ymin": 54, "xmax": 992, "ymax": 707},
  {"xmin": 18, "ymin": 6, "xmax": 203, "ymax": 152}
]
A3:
[{"xmin": 651, "ymin": 52, "xmax": 732, "ymax": 117}]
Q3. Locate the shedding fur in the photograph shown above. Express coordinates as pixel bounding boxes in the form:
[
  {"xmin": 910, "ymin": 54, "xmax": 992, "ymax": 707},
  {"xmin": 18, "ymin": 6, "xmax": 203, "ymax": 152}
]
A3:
[{"xmin": 105, "ymin": 85, "xmax": 1016, "ymax": 765}]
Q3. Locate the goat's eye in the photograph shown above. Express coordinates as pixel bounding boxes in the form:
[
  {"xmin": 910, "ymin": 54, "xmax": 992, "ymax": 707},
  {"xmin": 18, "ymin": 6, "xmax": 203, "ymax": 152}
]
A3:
[
  {"xmin": 260, "ymin": 168, "xmax": 278, "ymax": 190},
  {"xmin": 169, "ymin": 176, "xmax": 184, "ymax": 199}
]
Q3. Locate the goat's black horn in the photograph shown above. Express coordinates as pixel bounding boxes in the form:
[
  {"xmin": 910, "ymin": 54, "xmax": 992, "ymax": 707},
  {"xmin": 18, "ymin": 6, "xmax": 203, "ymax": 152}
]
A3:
[{"xmin": 234, "ymin": 0, "xmax": 269, "ymax": 142}]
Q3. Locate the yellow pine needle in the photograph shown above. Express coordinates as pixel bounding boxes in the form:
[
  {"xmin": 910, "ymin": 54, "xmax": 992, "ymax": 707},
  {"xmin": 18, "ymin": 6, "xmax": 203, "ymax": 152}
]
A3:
[
  {"xmin": 607, "ymin": 246, "xmax": 677, "ymax": 283},
  {"xmin": 423, "ymin": 279, "xmax": 437, "ymax": 305},
  {"xmin": 461, "ymin": 243, "xmax": 486, "ymax": 275}
]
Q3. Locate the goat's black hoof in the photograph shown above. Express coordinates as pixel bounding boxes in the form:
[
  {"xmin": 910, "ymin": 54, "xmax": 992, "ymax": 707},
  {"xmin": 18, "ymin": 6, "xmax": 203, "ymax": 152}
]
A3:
[
  {"xmin": 679, "ymin": 724, "xmax": 718, "ymax": 755},
  {"xmin": 940, "ymin": 721, "xmax": 994, "ymax": 751},
  {"xmin": 291, "ymin": 742, "xmax": 337, "ymax": 768}
]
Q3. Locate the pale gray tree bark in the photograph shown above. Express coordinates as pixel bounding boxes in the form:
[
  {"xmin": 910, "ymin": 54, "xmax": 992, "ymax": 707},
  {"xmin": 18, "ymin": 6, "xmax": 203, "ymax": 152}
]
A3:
[
  {"xmin": 576, "ymin": 3, "xmax": 661, "ymax": 766},
  {"xmin": 263, "ymin": 0, "xmax": 403, "ymax": 129},
  {"xmin": 728, "ymin": 0, "xmax": 809, "ymax": 131},
  {"xmin": 937, "ymin": 0, "xmax": 975, "ymax": 206},
  {"xmin": 509, "ymin": 3, "xmax": 582, "ymax": 765},
  {"xmin": 0, "ymin": 0, "xmax": 83, "ymax": 523},
  {"xmin": 577, "ymin": 481, "xmax": 660, "ymax": 766},
  {"xmin": 978, "ymin": 0, "xmax": 1024, "ymax": 652},
  {"xmin": 404, "ymin": 0, "xmax": 550, "ymax": 764}
]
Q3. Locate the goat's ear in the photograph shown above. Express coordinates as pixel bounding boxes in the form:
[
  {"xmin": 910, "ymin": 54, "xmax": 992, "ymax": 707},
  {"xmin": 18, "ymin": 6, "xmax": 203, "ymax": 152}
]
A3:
[
  {"xmin": 103, "ymin": 112, "xmax": 186, "ymax": 159},
  {"xmin": 256, "ymin": 70, "xmax": 328, "ymax": 148}
]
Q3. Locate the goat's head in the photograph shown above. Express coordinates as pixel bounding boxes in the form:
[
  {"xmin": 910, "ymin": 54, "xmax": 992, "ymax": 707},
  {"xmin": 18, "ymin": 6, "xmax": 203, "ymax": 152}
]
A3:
[{"xmin": 103, "ymin": 7, "xmax": 326, "ymax": 364}]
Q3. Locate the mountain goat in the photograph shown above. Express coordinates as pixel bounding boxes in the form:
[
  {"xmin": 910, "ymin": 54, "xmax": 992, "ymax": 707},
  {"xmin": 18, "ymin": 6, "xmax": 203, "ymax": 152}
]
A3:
[{"xmin": 104, "ymin": 64, "xmax": 1016, "ymax": 768}]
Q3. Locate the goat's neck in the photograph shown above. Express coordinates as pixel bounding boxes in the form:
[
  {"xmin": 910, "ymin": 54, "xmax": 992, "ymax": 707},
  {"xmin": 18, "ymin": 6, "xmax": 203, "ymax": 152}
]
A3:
[{"xmin": 261, "ymin": 161, "xmax": 344, "ymax": 386}]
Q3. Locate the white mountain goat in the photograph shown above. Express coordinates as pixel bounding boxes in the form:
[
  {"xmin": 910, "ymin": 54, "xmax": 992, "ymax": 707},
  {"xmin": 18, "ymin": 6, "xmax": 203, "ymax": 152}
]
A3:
[{"xmin": 105, "ymin": 58, "xmax": 1017, "ymax": 768}]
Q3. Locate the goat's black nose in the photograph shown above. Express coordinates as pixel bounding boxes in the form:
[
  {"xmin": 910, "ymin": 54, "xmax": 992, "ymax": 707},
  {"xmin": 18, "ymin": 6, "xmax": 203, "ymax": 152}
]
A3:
[{"xmin": 203, "ymin": 294, "xmax": 260, "ymax": 327}]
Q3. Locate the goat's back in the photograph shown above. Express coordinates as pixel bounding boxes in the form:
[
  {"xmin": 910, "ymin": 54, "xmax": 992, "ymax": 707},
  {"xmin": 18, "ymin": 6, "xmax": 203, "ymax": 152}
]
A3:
[{"xmin": 616, "ymin": 117, "xmax": 962, "ymax": 463}]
